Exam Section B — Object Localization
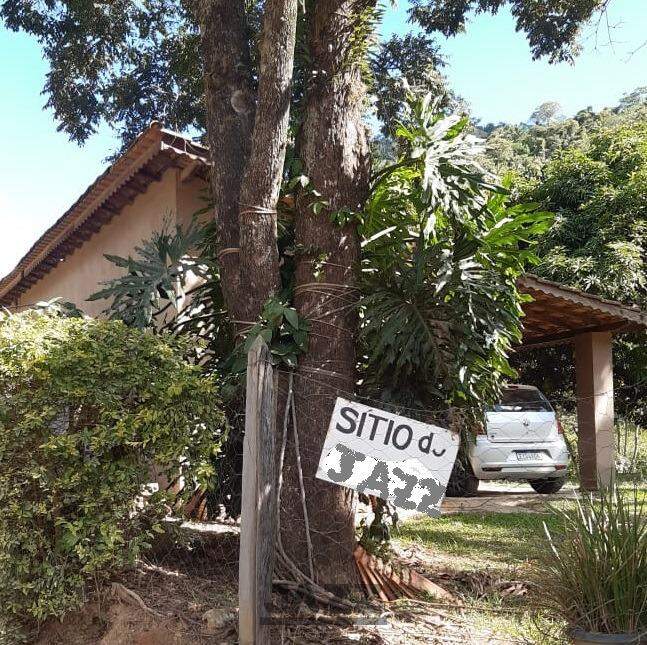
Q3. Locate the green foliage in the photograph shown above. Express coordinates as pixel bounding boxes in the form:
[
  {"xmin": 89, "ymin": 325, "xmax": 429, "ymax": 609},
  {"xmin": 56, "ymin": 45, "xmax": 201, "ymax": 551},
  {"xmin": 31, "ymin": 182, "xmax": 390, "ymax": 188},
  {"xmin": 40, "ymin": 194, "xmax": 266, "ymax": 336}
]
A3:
[
  {"xmin": 2, "ymin": 0, "xmax": 605, "ymax": 149},
  {"xmin": 485, "ymin": 93, "xmax": 647, "ymax": 181},
  {"xmin": 89, "ymin": 220, "xmax": 308, "ymax": 522},
  {"xmin": 227, "ymin": 297, "xmax": 309, "ymax": 373},
  {"xmin": 1, "ymin": 0, "xmax": 205, "ymax": 145},
  {"xmin": 89, "ymin": 217, "xmax": 234, "ymax": 374},
  {"xmin": 537, "ymin": 483, "xmax": 647, "ymax": 635},
  {"xmin": 485, "ymin": 116, "xmax": 587, "ymax": 179},
  {"xmin": 408, "ymin": 0, "xmax": 609, "ymax": 63},
  {"xmin": 0, "ymin": 310, "xmax": 225, "ymax": 634},
  {"xmin": 90, "ymin": 216, "xmax": 309, "ymax": 376},
  {"xmin": 495, "ymin": 93, "xmax": 647, "ymax": 425},
  {"xmin": 89, "ymin": 216, "xmax": 210, "ymax": 328},
  {"xmin": 370, "ymin": 33, "xmax": 460, "ymax": 138},
  {"xmin": 359, "ymin": 94, "xmax": 552, "ymax": 410},
  {"xmin": 532, "ymin": 121, "xmax": 647, "ymax": 306},
  {"xmin": 518, "ymin": 118, "xmax": 647, "ymax": 423}
]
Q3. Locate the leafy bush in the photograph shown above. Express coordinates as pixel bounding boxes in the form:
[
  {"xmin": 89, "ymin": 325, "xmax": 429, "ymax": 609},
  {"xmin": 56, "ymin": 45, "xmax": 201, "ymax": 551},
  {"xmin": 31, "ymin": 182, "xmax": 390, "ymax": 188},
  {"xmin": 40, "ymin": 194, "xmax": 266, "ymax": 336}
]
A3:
[
  {"xmin": 537, "ymin": 483, "xmax": 647, "ymax": 635},
  {"xmin": 359, "ymin": 94, "xmax": 553, "ymax": 411},
  {"xmin": 0, "ymin": 310, "xmax": 225, "ymax": 637}
]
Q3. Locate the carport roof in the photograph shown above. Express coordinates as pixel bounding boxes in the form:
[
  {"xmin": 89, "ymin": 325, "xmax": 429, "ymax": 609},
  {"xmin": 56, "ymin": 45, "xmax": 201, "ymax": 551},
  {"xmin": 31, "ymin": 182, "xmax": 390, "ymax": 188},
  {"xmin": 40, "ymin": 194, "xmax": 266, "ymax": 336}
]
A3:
[{"xmin": 518, "ymin": 274, "xmax": 647, "ymax": 348}]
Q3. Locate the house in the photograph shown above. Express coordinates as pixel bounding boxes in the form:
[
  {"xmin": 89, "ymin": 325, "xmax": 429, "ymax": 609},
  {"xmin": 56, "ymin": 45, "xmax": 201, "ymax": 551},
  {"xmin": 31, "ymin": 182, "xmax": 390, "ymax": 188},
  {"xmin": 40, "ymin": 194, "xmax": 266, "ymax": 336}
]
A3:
[
  {"xmin": 1, "ymin": 123, "xmax": 645, "ymax": 490},
  {"xmin": 0, "ymin": 122, "xmax": 210, "ymax": 317}
]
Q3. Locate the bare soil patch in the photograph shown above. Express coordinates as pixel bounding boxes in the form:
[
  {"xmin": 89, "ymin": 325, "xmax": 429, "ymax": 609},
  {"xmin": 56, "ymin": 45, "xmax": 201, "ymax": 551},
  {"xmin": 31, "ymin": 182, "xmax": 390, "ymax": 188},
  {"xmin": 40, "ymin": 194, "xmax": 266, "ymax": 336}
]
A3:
[{"xmin": 33, "ymin": 521, "xmax": 499, "ymax": 644}]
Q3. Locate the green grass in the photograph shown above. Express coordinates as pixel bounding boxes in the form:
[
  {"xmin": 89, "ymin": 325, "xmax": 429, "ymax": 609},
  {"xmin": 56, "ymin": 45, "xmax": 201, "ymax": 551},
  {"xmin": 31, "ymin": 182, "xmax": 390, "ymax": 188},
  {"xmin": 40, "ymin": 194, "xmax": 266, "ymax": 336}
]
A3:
[
  {"xmin": 398, "ymin": 511, "xmax": 561, "ymax": 571},
  {"xmin": 397, "ymin": 511, "xmax": 568, "ymax": 643},
  {"xmin": 397, "ymin": 481, "xmax": 646, "ymax": 643}
]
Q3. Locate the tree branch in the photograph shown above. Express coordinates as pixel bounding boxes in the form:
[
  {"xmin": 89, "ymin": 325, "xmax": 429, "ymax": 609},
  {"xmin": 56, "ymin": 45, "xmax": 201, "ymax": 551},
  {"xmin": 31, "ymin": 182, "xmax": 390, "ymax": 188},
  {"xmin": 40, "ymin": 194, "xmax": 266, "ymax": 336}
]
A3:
[{"xmin": 237, "ymin": 0, "xmax": 300, "ymax": 319}]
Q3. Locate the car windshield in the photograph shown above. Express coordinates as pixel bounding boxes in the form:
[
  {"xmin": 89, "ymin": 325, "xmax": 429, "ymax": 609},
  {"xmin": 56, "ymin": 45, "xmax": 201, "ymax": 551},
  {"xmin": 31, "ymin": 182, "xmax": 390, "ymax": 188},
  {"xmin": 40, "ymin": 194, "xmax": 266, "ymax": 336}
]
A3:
[{"xmin": 490, "ymin": 388, "xmax": 553, "ymax": 412}]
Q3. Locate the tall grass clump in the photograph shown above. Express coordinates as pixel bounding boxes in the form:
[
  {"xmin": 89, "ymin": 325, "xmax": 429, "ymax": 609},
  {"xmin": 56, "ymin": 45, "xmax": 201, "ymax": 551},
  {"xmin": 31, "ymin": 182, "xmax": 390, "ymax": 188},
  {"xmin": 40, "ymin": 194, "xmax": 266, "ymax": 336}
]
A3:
[{"xmin": 536, "ymin": 481, "xmax": 646, "ymax": 636}]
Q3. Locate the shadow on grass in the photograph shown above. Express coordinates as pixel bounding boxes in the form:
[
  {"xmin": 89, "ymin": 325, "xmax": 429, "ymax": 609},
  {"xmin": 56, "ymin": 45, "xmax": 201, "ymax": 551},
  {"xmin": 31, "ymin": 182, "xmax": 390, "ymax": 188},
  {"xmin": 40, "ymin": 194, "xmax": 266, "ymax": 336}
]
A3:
[{"xmin": 397, "ymin": 512, "xmax": 562, "ymax": 566}]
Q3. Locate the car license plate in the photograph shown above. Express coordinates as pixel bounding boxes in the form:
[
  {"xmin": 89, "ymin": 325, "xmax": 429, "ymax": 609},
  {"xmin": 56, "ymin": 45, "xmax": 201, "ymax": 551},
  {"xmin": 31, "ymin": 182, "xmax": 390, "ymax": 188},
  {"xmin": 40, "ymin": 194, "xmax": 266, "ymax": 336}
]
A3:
[{"xmin": 517, "ymin": 451, "xmax": 542, "ymax": 462}]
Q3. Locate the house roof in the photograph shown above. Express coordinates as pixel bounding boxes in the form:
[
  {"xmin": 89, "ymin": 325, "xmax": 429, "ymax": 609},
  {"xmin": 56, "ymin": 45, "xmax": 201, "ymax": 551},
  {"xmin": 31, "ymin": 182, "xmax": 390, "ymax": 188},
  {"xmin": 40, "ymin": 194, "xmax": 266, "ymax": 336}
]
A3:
[
  {"xmin": 0, "ymin": 122, "xmax": 209, "ymax": 306},
  {"xmin": 518, "ymin": 274, "xmax": 647, "ymax": 348}
]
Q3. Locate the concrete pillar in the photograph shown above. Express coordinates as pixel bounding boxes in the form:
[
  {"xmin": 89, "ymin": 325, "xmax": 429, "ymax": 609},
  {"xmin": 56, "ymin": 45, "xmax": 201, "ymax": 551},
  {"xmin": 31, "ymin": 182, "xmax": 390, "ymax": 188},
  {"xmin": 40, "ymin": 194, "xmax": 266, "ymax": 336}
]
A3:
[{"xmin": 574, "ymin": 331, "xmax": 615, "ymax": 490}]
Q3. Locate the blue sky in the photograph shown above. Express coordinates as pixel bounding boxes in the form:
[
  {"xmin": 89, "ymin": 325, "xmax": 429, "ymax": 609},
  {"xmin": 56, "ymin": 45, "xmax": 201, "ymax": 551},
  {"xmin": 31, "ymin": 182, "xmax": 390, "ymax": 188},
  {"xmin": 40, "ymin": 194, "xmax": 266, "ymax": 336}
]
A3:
[{"xmin": 1, "ymin": 0, "xmax": 646, "ymax": 276}]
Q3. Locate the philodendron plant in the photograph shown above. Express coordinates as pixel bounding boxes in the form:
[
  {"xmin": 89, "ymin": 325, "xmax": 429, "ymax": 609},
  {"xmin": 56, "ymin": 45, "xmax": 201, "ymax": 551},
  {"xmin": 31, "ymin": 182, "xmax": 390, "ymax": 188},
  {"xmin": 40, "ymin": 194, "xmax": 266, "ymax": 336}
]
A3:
[{"xmin": 536, "ymin": 481, "xmax": 646, "ymax": 642}]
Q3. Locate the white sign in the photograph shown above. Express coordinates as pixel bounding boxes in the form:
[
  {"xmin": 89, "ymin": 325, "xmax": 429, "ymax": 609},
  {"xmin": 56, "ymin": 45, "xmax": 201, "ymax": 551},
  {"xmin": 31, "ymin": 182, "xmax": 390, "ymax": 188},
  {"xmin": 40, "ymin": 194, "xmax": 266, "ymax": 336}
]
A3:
[{"xmin": 316, "ymin": 398, "xmax": 459, "ymax": 517}]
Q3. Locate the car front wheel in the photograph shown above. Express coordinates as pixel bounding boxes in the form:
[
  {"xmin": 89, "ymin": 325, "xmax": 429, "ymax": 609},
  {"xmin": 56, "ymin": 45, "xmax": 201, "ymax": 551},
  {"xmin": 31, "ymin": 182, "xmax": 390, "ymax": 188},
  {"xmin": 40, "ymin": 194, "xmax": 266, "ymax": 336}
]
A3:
[{"xmin": 528, "ymin": 477, "xmax": 566, "ymax": 494}]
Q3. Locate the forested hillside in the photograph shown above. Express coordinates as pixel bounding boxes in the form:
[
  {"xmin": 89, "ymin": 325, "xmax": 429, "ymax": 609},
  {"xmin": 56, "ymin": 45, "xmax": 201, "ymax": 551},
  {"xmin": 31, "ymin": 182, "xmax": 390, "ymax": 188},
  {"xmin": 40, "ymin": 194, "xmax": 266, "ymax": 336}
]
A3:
[{"xmin": 484, "ymin": 89, "xmax": 647, "ymax": 424}]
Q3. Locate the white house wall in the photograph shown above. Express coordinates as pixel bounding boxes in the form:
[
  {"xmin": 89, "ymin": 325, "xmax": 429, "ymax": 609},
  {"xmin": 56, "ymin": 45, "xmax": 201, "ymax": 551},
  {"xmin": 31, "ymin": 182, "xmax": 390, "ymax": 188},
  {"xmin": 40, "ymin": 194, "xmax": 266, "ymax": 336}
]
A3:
[{"xmin": 17, "ymin": 168, "xmax": 207, "ymax": 317}]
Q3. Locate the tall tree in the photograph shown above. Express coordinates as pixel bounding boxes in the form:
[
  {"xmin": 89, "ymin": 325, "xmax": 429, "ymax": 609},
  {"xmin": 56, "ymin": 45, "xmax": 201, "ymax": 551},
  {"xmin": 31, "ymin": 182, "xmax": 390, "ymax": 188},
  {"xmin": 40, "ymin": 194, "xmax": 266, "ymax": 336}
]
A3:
[
  {"xmin": 1, "ymin": 1, "xmax": 618, "ymax": 149},
  {"xmin": 196, "ymin": 0, "xmax": 253, "ymax": 324},
  {"xmin": 196, "ymin": 0, "xmax": 298, "ymax": 330},
  {"xmin": 285, "ymin": 0, "xmax": 375, "ymax": 587},
  {"xmin": 1, "ymin": 0, "xmax": 618, "ymax": 591}
]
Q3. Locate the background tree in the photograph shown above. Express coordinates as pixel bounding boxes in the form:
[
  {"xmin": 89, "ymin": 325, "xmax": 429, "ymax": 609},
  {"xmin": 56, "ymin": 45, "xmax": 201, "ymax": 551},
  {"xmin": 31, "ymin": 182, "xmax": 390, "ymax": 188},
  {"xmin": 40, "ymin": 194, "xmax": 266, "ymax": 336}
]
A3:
[
  {"xmin": 486, "ymin": 90, "xmax": 647, "ymax": 424},
  {"xmin": 371, "ymin": 32, "xmax": 459, "ymax": 138},
  {"xmin": 530, "ymin": 101, "xmax": 564, "ymax": 126},
  {"xmin": 485, "ymin": 90, "xmax": 647, "ymax": 178}
]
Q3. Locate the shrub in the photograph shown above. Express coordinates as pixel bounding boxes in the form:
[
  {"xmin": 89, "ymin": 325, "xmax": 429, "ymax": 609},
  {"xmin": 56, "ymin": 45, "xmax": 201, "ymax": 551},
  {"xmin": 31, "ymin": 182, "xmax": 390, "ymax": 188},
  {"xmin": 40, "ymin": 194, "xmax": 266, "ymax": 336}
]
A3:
[
  {"xmin": 0, "ymin": 310, "xmax": 225, "ymax": 637},
  {"xmin": 536, "ymin": 483, "xmax": 646, "ymax": 636}
]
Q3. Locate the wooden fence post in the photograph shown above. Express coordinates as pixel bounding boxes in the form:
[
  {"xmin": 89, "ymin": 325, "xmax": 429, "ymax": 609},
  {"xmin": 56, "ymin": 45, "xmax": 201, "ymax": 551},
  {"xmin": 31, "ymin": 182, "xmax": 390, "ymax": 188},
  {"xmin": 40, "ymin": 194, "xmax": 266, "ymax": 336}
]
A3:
[{"xmin": 239, "ymin": 336, "xmax": 277, "ymax": 644}]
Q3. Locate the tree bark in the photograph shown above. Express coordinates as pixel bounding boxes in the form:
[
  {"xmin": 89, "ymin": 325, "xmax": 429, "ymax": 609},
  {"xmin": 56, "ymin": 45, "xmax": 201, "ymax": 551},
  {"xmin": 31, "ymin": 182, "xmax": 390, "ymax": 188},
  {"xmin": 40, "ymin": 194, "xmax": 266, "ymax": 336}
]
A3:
[
  {"xmin": 237, "ymin": 0, "xmax": 299, "ymax": 321},
  {"xmin": 199, "ymin": 0, "xmax": 370, "ymax": 593},
  {"xmin": 281, "ymin": 0, "xmax": 373, "ymax": 591},
  {"xmin": 197, "ymin": 0, "xmax": 255, "ymax": 331}
]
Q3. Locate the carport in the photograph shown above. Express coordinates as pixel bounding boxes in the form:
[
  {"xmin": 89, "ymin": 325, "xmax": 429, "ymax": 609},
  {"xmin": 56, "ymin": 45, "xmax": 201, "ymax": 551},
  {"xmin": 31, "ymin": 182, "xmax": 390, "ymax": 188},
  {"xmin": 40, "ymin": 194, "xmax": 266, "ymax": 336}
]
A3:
[{"xmin": 517, "ymin": 274, "xmax": 647, "ymax": 491}]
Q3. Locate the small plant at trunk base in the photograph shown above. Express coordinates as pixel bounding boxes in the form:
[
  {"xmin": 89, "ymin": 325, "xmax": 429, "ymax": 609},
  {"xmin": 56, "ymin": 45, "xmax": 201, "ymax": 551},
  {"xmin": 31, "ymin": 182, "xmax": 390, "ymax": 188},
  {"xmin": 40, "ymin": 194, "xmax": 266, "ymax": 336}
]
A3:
[
  {"xmin": 357, "ymin": 494, "xmax": 398, "ymax": 562},
  {"xmin": 536, "ymin": 482, "xmax": 646, "ymax": 637},
  {"xmin": 0, "ymin": 310, "xmax": 225, "ymax": 640}
]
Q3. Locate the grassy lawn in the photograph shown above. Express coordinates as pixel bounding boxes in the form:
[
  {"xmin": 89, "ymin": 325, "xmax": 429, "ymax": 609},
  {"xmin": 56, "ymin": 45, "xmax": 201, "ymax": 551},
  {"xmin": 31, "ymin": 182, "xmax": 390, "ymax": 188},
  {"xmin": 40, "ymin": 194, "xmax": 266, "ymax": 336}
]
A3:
[
  {"xmin": 398, "ymin": 511, "xmax": 561, "ymax": 571},
  {"xmin": 396, "ymin": 510, "xmax": 570, "ymax": 644},
  {"xmin": 396, "ymin": 479, "xmax": 646, "ymax": 644},
  {"xmin": 389, "ymin": 421, "xmax": 647, "ymax": 642}
]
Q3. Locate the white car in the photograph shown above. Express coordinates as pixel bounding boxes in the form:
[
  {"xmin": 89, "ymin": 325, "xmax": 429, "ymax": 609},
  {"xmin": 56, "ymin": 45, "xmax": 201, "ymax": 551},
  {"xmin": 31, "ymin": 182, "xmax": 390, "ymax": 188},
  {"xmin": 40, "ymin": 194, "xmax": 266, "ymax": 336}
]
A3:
[{"xmin": 448, "ymin": 385, "xmax": 570, "ymax": 496}]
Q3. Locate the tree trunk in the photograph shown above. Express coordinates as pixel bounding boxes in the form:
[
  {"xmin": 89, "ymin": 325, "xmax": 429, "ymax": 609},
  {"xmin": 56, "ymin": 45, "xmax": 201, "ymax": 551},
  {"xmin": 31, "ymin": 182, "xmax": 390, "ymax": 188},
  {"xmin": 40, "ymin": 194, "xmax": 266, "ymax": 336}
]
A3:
[
  {"xmin": 199, "ymin": 0, "xmax": 298, "ymax": 327},
  {"xmin": 197, "ymin": 0, "xmax": 254, "ymax": 327},
  {"xmin": 281, "ymin": 0, "xmax": 373, "ymax": 592},
  {"xmin": 237, "ymin": 0, "xmax": 299, "ymax": 320},
  {"xmin": 199, "ymin": 0, "xmax": 370, "ymax": 593}
]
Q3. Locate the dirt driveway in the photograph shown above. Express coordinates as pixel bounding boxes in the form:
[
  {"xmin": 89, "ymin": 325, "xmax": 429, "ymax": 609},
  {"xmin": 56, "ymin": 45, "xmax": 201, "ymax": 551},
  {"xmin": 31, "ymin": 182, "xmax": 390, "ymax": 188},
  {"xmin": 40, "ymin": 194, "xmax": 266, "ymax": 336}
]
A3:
[{"xmin": 441, "ymin": 480, "xmax": 579, "ymax": 515}]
